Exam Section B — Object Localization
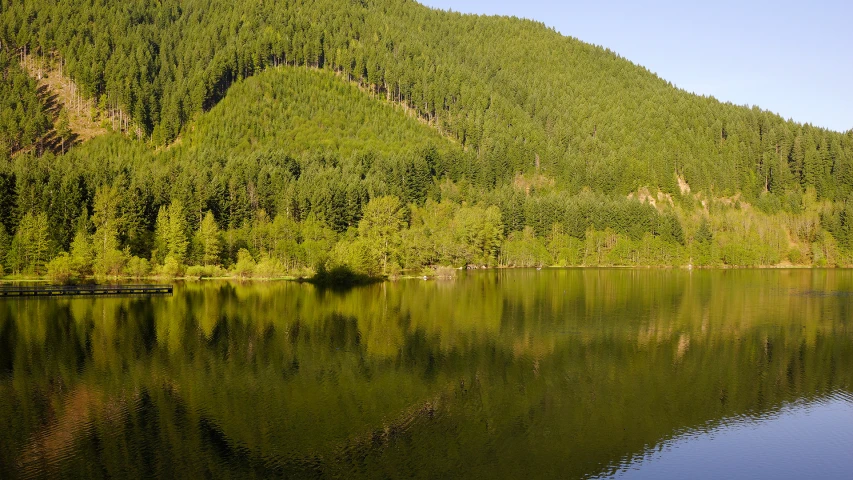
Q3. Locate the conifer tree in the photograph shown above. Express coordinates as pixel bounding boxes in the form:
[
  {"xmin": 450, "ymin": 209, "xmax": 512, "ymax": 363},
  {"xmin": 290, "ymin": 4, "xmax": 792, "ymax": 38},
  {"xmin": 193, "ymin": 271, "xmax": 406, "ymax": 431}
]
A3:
[
  {"xmin": 154, "ymin": 206, "xmax": 170, "ymax": 264},
  {"xmin": 197, "ymin": 211, "xmax": 221, "ymax": 266},
  {"xmin": 0, "ymin": 223, "xmax": 9, "ymax": 274},
  {"xmin": 9, "ymin": 212, "xmax": 50, "ymax": 274},
  {"xmin": 167, "ymin": 200, "xmax": 189, "ymax": 264},
  {"xmin": 92, "ymin": 185, "xmax": 124, "ymax": 275}
]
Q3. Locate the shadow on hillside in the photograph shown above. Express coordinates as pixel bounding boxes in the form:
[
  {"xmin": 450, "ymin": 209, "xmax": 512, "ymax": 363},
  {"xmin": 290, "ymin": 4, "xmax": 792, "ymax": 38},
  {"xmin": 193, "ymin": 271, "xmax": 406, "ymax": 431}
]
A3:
[{"xmin": 34, "ymin": 83, "xmax": 80, "ymax": 155}]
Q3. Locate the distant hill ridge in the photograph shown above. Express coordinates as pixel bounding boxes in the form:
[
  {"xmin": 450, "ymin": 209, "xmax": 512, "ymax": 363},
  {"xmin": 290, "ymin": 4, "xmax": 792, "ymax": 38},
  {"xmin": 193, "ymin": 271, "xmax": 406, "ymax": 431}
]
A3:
[{"xmin": 2, "ymin": 0, "xmax": 851, "ymax": 200}]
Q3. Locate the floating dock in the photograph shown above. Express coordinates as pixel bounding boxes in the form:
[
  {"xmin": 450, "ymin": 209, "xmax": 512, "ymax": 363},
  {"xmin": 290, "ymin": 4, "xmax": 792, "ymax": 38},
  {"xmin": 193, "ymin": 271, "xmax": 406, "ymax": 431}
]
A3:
[{"xmin": 0, "ymin": 284, "xmax": 173, "ymax": 297}]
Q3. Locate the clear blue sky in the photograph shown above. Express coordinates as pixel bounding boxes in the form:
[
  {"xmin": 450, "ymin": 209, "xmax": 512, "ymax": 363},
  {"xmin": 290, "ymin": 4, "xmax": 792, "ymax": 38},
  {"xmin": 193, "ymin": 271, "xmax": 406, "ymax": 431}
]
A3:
[{"xmin": 419, "ymin": 0, "xmax": 852, "ymax": 133}]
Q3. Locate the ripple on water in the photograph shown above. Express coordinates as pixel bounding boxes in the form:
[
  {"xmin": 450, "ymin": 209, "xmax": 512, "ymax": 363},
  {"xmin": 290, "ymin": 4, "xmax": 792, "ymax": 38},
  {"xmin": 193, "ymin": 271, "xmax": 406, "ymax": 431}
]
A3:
[{"xmin": 598, "ymin": 390, "xmax": 853, "ymax": 480}]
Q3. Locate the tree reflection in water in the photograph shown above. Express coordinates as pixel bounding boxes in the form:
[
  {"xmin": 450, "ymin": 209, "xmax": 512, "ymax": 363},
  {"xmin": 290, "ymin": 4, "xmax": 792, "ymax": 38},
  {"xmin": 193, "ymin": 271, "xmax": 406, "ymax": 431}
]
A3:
[{"xmin": 0, "ymin": 269, "xmax": 851, "ymax": 478}]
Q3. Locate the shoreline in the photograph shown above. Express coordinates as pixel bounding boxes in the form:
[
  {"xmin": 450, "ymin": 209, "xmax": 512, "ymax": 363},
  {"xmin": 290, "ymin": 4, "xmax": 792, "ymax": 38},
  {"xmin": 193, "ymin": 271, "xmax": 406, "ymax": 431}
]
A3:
[{"xmin": 1, "ymin": 264, "xmax": 848, "ymax": 285}]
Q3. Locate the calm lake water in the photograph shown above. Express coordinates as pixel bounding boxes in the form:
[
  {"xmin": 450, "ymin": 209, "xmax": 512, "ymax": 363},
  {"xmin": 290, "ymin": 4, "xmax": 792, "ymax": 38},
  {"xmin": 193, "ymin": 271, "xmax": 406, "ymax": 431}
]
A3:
[{"xmin": 1, "ymin": 269, "xmax": 852, "ymax": 479}]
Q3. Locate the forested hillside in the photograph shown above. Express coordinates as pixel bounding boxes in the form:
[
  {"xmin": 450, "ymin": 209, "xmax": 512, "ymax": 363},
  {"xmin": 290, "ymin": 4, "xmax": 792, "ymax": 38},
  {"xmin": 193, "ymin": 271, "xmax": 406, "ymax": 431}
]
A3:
[
  {"xmin": 0, "ymin": 50, "xmax": 52, "ymax": 157},
  {"xmin": 1, "ymin": 0, "xmax": 852, "ymax": 278}
]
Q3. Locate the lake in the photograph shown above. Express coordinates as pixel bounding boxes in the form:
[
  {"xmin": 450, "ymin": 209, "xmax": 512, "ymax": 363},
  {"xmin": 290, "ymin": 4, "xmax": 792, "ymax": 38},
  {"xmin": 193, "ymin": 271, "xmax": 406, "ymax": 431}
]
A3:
[{"xmin": 1, "ymin": 269, "xmax": 852, "ymax": 479}]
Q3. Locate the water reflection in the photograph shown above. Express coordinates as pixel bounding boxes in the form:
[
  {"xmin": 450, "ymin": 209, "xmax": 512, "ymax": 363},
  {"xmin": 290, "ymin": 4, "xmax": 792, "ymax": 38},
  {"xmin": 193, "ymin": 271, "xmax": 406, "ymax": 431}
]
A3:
[
  {"xmin": 0, "ymin": 269, "xmax": 851, "ymax": 478},
  {"xmin": 602, "ymin": 391, "xmax": 853, "ymax": 479}
]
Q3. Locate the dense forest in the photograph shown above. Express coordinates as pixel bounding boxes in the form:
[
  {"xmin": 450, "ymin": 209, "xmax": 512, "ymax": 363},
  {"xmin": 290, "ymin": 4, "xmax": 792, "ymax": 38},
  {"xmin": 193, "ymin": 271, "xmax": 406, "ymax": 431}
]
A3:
[
  {"xmin": 0, "ymin": 50, "xmax": 52, "ymax": 157},
  {"xmin": 1, "ymin": 0, "xmax": 852, "ymax": 278}
]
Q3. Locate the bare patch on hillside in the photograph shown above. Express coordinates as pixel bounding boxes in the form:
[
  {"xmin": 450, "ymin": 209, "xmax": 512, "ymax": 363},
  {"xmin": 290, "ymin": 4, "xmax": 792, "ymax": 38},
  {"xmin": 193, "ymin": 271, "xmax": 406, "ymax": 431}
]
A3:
[
  {"xmin": 19, "ymin": 52, "xmax": 145, "ymax": 154},
  {"xmin": 628, "ymin": 187, "xmax": 675, "ymax": 209},
  {"xmin": 513, "ymin": 172, "xmax": 555, "ymax": 195},
  {"xmin": 677, "ymin": 175, "xmax": 691, "ymax": 195},
  {"xmin": 20, "ymin": 53, "xmax": 108, "ymax": 148}
]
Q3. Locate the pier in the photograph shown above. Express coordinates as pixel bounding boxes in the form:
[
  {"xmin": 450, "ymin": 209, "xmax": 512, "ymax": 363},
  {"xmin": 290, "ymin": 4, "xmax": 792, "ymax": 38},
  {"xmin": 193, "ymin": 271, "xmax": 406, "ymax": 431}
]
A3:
[{"xmin": 0, "ymin": 285, "xmax": 173, "ymax": 297}]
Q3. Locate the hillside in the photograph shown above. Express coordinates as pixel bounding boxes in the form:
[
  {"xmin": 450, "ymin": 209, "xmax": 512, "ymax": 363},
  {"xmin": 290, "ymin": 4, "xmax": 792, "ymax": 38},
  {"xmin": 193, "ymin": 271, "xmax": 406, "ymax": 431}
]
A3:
[
  {"xmin": 0, "ymin": 50, "xmax": 52, "ymax": 157},
  {"xmin": 1, "ymin": 65, "xmax": 462, "ymax": 265},
  {"xmin": 1, "ymin": 0, "xmax": 852, "ymax": 276},
  {"xmin": 4, "ymin": 0, "xmax": 852, "ymax": 197},
  {"xmin": 175, "ymin": 66, "xmax": 460, "ymax": 163}
]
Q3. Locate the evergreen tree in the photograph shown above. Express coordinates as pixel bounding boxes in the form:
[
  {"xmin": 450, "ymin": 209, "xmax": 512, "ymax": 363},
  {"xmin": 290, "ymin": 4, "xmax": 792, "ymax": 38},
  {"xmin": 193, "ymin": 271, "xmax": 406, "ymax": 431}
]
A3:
[
  {"xmin": 154, "ymin": 205, "xmax": 170, "ymax": 265},
  {"xmin": 9, "ymin": 212, "xmax": 50, "ymax": 274},
  {"xmin": 92, "ymin": 185, "xmax": 124, "ymax": 275},
  {"xmin": 197, "ymin": 211, "xmax": 222, "ymax": 266},
  {"xmin": 167, "ymin": 200, "xmax": 189, "ymax": 264},
  {"xmin": 0, "ymin": 223, "xmax": 9, "ymax": 274}
]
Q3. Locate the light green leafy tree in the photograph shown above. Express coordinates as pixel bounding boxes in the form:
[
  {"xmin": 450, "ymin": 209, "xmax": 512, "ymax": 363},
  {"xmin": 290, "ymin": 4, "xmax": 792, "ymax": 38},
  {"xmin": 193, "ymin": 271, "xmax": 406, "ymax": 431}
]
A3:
[
  {"xmin": 453, "ymin": 204, "xmax": 504, "ymax": 266},
  {"xmin": 46, "ymin": 252, "xmax": 76, "ymax": 282},
  {"xmin": 234, "ymin": 248, "xmax": 256, "ymax": 278},
  {"xmin": 358, "ymin": 195, "xmax": 406, "ymax": 274}
]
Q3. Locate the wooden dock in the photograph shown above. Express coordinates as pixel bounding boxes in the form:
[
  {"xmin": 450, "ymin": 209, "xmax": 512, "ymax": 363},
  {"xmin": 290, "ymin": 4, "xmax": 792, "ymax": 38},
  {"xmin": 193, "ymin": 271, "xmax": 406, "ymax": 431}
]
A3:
[{"xmin": 0, "ymin": 284, "xmax": 173, "ymax": 297}]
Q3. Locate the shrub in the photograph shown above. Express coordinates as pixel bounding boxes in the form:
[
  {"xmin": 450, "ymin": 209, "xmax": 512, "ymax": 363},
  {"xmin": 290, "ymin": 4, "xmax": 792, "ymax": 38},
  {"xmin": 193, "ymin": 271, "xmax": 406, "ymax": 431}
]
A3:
[
  {"xmin": 787, "ymin": 248, "xmax": 805, "ymax": 265},
  {"xmin": 185, "ymin": 265, "xmax": 205, "ymax": 280},
  {"xmin": 233, "ymin": 249, "xmax": 256, "ymax": 279},
  {"xmin": 46, "ymin": 253, "xmax": 77, "ymax": 283},
  {"xmin": 434, "ymin": 266, "xmax": 458, "ymax": 279},
  {"xmin": 386, "ymin": 262, "xmax": 402, "ymax": 278},
  {"xmin": 310, "ymin": 264, "xmax": 378, "ymax": 288},
  {"xmin": 185, "ymin": 264, "xmax": 226, "ymax": 279},
  {"xmin": 160, "ymin": 255, "xmax": 183, "ymax": 278},
  {"xmin": 125, "ymin": 256, "xmax": 151, "ymax": 278},
  {"xmin": 254, "ymin": 255, "xmax": 286, "ymax": 279},
  {"xmin": 94, "ymin": 249, "xmax": 126, "ymax": 277}
]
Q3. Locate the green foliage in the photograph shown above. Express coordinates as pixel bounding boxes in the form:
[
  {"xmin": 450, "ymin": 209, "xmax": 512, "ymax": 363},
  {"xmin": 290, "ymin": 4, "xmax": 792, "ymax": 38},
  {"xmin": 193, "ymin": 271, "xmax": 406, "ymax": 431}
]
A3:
[
  {"xmin": 0, "ymin": 50, "xmax": 51, "ymax": 156},
  {"xmin": 0, "ymin": 223, "xmax": 9, "ymax": 274},
  {"xmin": 234, "ymin": 248, "xmax": 256, "ymax": 279},
  {"xmin": 1, "ymin": 0, "xmax": 852, "ymax": 272},
  {"xmin": 547, "ymin": 225, "xmax": 585, "ymax": 266},
  {"xmin": 309, "ymin": 263, "xmax": 378, "ymax": 288},
  {"xmin": 695, "ymin": 218, "xmax": 714, "ymax": 245},
  {"xmin": 454, "ymin": 204, "xmax": 504, "ymax": 266},
  {"xmin": 358, "ymin": 195, "xmax": 406, "ymax": 274},
  {"xmin": 154, "ymin": 201, "xmax": 190, "ymax": 264},
  {"xmin": 167, "ymin": 201, "xmax": 189, "ymax": 263},
  {"xmin": 787, "ymin": 248, "xmax": 805, "ymax": 265},
  {"xmin": 755, "ymin": 193, "xmax": 782, "ymax": 215},
  {"xmin": 7, "ymin": 211, "xmax": 49, "ymax": 274},
  {"xmin": 125, "ymin": 256, "xmax": 151, "ymax": 278},
  {"xmin": 160, "ymin": 255, "xmax": 183, "ymax": 278},
  {"xmin": 501, "ymin": 227, "xmax": 552, "ymax": 267},
  {"xmin": 46, "ymin": 252, "xmax": 76, "ymax": 283},
  {"xmin": 254, "ymin": 255, "xmax": 287, "ymax": 279},
  {"xmin": 657, "ymin": 212, "xmax": 685, "ymax": 246},
  {"xmin": 196, "ymin": 211, "xmax": 222, "ymax": 266},
  {"xmin": 70, "ymin": 230, "xmax": 93, "ymax": 276},
  {"xmin": 5, "ymin": 0, "xmax": 852, "ymax": 202},
  {"xmin": 92, "ymin": 185, "xmax": 124, "ymax": 276},
  {"xmin": 692, "ymin": 218, "xmax": 716, "ymax": 266}
]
